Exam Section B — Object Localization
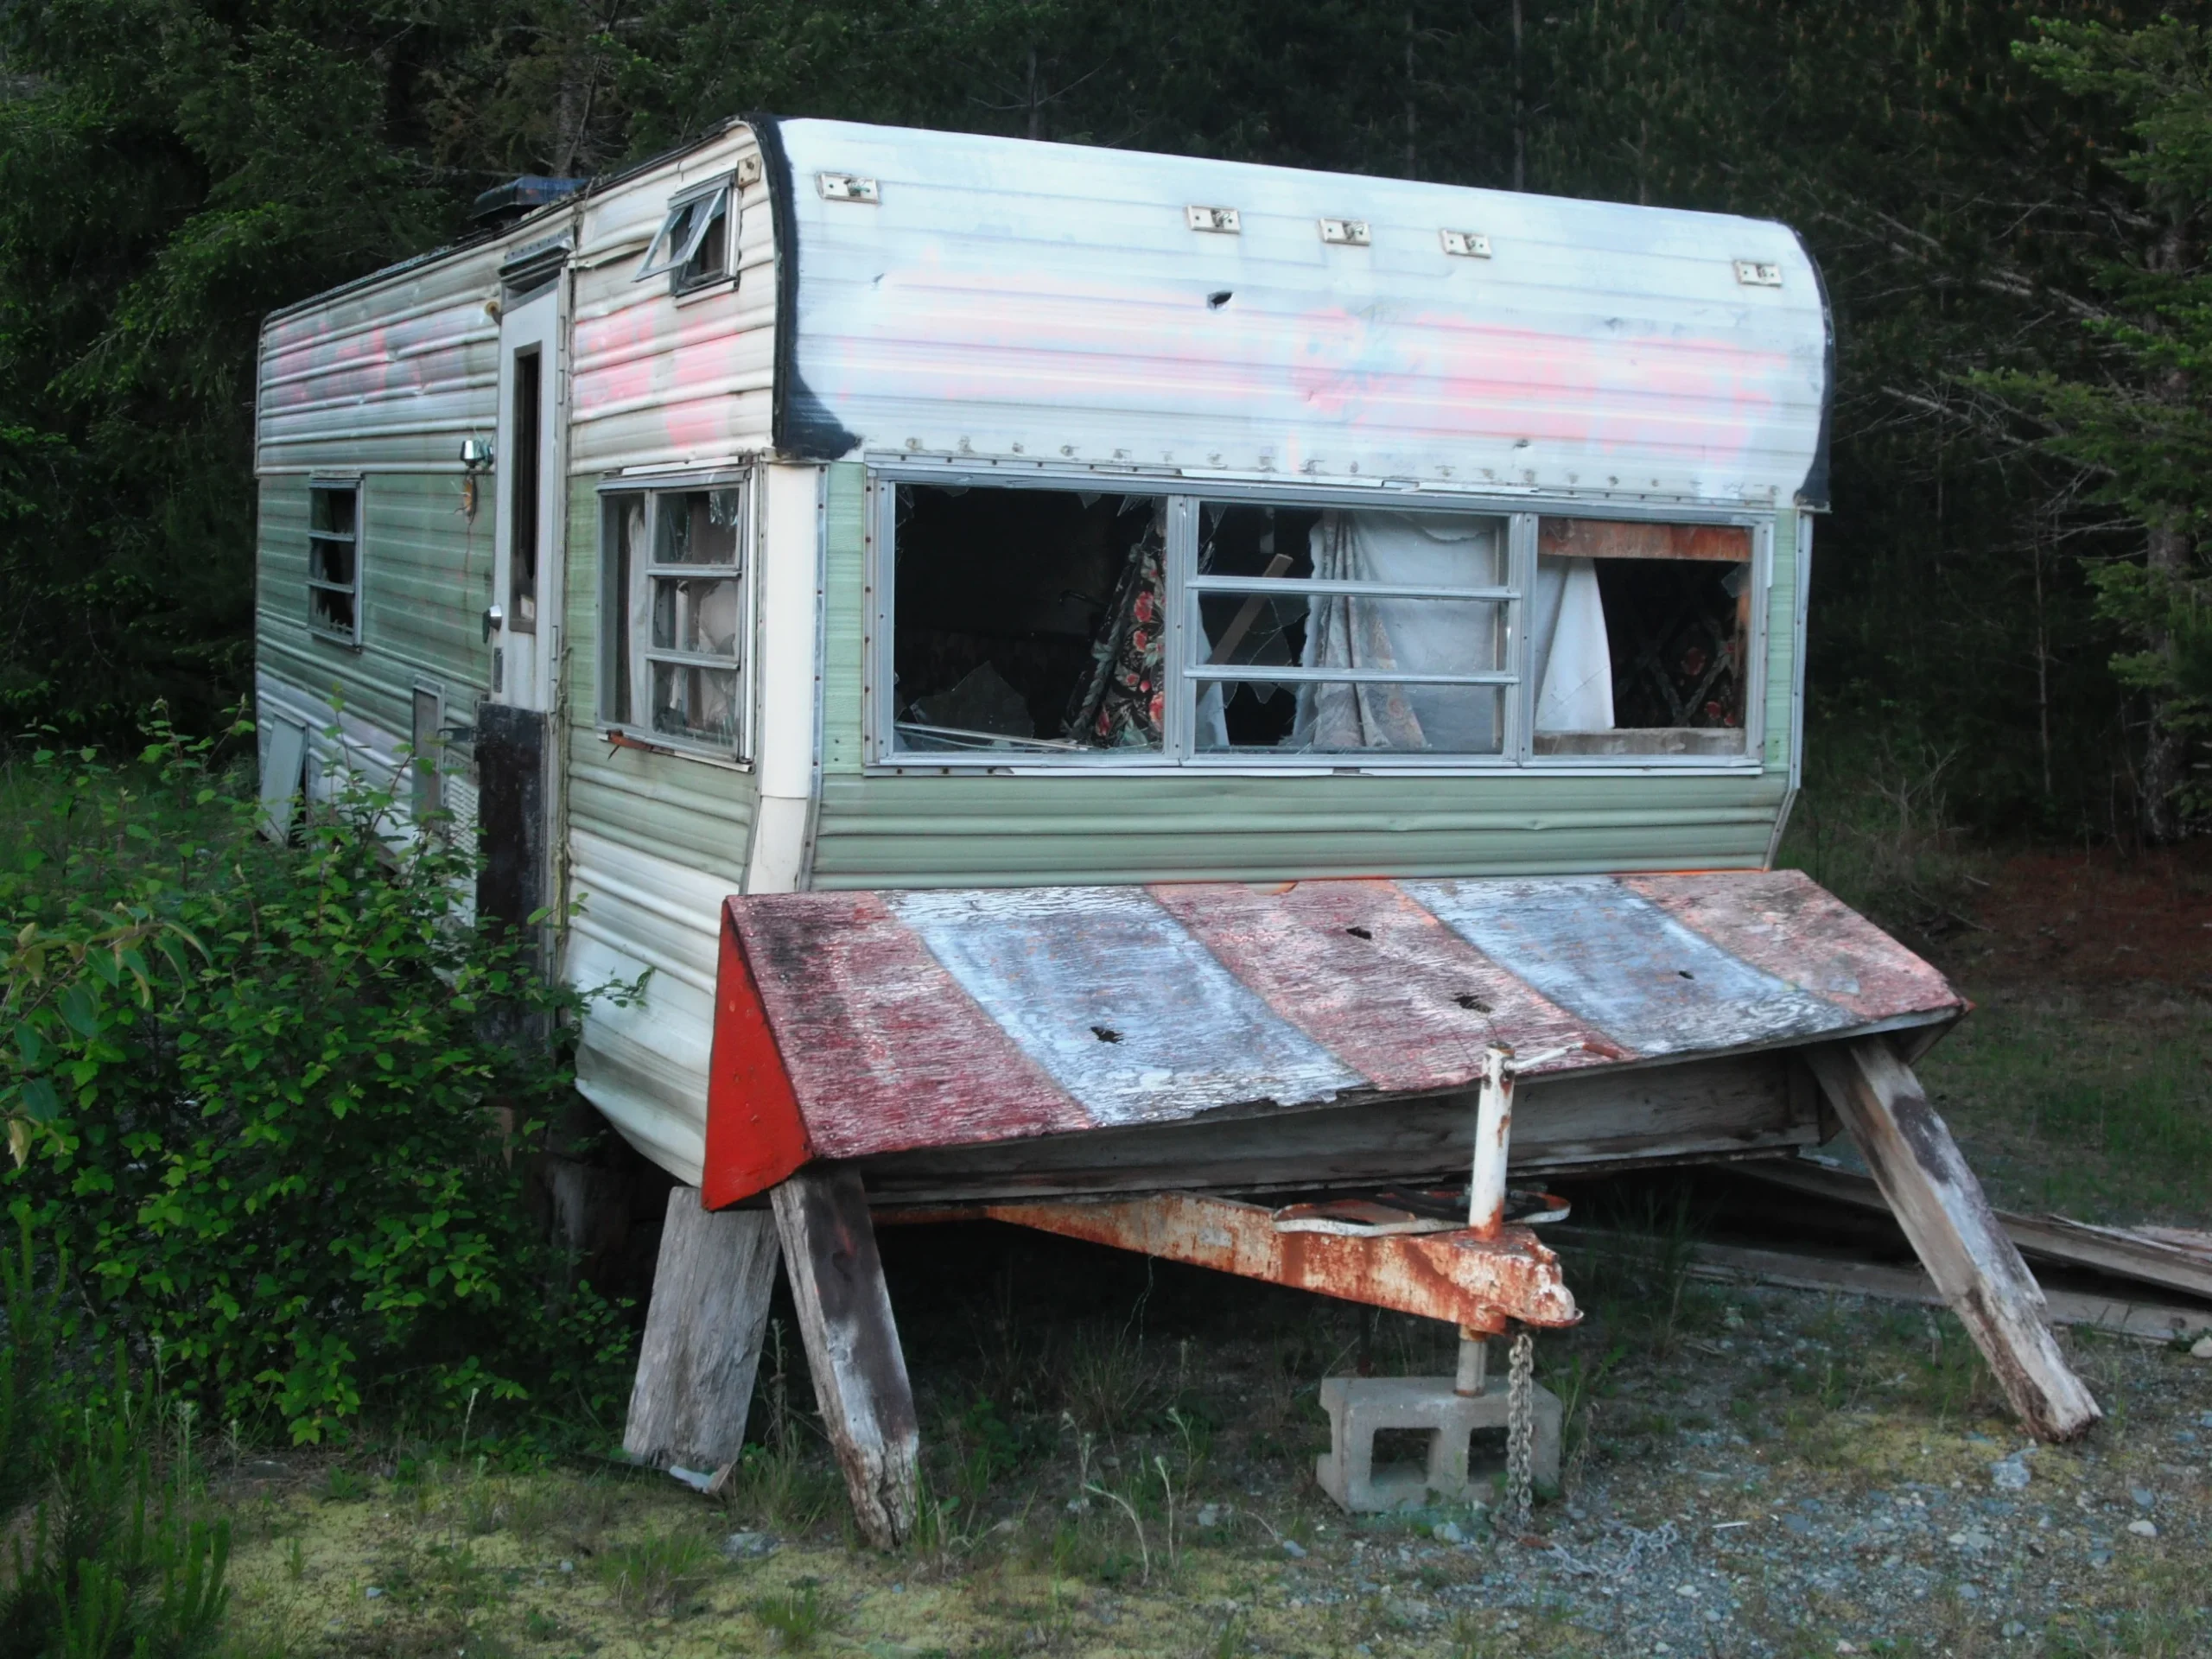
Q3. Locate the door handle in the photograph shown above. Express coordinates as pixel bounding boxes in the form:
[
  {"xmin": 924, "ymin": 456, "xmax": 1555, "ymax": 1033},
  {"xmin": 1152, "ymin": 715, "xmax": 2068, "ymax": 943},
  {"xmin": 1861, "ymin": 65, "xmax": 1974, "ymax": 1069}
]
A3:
[{"xmin": 483, "ymin": 604, "xmax": 504, "ymax": 642}]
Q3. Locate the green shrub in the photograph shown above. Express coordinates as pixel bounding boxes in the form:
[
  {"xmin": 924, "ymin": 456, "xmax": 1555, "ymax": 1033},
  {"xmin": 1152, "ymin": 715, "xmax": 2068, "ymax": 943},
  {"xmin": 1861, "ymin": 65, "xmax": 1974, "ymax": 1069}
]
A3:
[{"xmin": 1, "ymin": 716, "xmax": 639, "ymax": 1444}]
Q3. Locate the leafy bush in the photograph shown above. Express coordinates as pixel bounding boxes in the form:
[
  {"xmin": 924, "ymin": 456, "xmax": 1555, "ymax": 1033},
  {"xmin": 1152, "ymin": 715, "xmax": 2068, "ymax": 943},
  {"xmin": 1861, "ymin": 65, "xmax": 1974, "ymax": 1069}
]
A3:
[{"xmin": 1, "ymin": 717, "xmax": 638, "ymax": 1444}]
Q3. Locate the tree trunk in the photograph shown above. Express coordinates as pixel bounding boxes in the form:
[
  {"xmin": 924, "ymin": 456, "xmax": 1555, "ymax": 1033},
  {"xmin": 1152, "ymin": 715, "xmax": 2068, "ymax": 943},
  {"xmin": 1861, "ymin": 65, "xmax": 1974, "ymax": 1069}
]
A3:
[{"xmin": 2140, "ymin": 520, "xmax": 2190, "ymax": 842}]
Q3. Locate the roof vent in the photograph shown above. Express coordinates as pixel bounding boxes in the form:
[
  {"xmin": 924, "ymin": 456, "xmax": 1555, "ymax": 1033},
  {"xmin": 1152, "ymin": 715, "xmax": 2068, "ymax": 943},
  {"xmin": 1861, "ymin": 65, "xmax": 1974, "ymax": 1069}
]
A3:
[{"xmin": 471, "ymin": 175, "xmax": 589, "ymax": 228}]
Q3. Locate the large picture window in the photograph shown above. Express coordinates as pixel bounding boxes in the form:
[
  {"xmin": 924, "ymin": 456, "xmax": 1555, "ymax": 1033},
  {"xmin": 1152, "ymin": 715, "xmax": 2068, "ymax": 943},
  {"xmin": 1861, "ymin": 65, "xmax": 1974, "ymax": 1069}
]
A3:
[
  {"xmin": 307, "ymin": 479, "xmax": 363, "ymax": 645},
  {"xmin": 601, "ymin": 480, "xmax": 749, "ymax": 754},
  {"xmin": 874, "ymin": 479, "xmax": 1760, "ymax": 768}
]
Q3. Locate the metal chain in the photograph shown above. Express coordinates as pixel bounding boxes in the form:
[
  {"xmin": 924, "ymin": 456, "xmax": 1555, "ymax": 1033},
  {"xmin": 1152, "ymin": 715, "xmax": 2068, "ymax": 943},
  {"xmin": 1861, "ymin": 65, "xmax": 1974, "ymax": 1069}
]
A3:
[{"xmin": 1502, "ymin": 1329, "xmax": 1535, "ymax": 1535}]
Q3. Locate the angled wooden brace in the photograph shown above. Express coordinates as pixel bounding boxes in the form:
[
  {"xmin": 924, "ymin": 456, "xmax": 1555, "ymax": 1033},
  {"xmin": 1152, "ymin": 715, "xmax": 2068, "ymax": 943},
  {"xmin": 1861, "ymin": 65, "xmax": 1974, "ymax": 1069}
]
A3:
[
  {"xmin": 772, "ymin": 1166, "xmax": 920, "ymax": 1548},
  {"xmin": 1807, "ymin": 1037, "xmax": 2100, "ymax": 1441},
  {"xmin": 623, "ymin": 1187, "xmax": 782, "ymax": 1474}
]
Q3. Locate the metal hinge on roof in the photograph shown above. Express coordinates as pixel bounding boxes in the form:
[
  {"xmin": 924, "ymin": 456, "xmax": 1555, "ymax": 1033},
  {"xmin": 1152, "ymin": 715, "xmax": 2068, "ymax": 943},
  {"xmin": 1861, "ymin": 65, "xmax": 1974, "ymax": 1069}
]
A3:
[
  {"xmin": 1186, "ymin": 205, "xmax": 1241, "ymax": 234},
  {"xmin": 1440, "ymin": 229, "xmax": 1491, "ymax": 258},
  {"xmin": 1319, "ymin": 218, "xmax": 1371, "ymax": 246},
  {"xmin": 1733, "ymin": 259, "xmax": 1783, "ymax": 287},
  {"xmin": 817, "ymin": 173, "xmax": 879, "ymax": 202}
]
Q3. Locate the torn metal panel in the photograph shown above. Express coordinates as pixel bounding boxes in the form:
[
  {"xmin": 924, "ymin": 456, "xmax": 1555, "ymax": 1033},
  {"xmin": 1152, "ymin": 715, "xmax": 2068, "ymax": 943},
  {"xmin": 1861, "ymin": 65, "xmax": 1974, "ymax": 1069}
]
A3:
[{"xmin": 701, "ymin": 869, "xmax": 1961, "ymax": 1207}]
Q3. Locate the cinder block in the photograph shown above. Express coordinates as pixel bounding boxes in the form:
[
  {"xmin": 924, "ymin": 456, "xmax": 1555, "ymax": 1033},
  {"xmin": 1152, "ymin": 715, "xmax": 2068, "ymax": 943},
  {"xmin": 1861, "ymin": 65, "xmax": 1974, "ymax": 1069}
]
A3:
[{"xmin": 1314, "ymin": 1375, "xmax": 1561, "ymax": 1513}]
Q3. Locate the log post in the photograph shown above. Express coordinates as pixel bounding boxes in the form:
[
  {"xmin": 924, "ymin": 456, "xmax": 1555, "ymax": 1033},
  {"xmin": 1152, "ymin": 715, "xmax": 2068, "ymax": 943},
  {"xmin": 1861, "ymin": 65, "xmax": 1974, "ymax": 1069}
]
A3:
[
  {"xmin": 772, "ymin": 1166, "xmax": 918, "ymax": 1548},
  {"xmin": 622, "ymin": 1186, "xmax": 781, "ymax": 1471},
  {"xmin": 1807, "ymin": 1037, "xmax": 2100, "ymax": 1440}
]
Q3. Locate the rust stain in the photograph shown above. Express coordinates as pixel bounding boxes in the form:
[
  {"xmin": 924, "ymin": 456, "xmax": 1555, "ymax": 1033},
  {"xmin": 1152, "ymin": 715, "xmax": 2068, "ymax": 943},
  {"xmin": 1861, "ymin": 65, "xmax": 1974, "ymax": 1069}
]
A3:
[{"xmin": 988, "ymin": 1192, "xmax": 1580, "ymax": 1332}]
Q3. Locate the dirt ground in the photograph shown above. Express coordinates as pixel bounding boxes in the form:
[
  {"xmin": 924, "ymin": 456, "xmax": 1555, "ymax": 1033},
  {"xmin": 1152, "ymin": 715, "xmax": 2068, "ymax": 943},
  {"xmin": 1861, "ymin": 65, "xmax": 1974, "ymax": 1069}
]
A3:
[{"xmin": 213, "ymin": 848, "xmax": 2212, "ymax": 1659}]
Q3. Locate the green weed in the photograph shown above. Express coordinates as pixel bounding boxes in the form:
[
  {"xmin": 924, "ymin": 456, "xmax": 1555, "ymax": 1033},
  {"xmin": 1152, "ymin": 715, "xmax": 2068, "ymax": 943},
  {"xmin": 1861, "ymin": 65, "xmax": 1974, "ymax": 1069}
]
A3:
[
  {"xmin": 597, "ymin": 1529, "xmax": 716, "ymax": 1617},
  {"xmin": 753, "ymin": 1580, "xmax": 842, "ymax": 1650}
]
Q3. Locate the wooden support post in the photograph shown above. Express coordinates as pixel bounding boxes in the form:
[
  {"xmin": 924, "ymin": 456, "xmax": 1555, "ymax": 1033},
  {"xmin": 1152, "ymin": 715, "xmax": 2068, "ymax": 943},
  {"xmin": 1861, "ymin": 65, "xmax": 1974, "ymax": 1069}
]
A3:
[
  {"xmin": 772, "ymin": 1166, "xmax": 918, "ymax": 1549},
  {"xmin": 1807, "ymin": 1037, "xmax": 2101, "ymax": 1441},
  {"xmin": 622, "ymin": 1186, "xmax": 781, "ymax": 1472}
]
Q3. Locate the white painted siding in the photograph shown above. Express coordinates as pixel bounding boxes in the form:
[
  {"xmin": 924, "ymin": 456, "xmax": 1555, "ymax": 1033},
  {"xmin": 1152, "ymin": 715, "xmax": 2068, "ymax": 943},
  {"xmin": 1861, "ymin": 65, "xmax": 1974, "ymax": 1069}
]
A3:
[
  {"xmin": 569, "ymin": 127, "xmax": 777, "ymax": 474},
  {"xmin": 776, "ymin": 118, "xmax": 1828, "ymax": 505},
  {"xmin": 258, "ymin": 244, "xmax": 506, "ymax": 475}
]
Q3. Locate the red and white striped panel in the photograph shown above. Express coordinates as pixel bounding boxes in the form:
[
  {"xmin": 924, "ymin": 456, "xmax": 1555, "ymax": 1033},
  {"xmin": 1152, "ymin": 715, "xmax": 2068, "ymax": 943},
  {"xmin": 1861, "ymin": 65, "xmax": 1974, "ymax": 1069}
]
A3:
[{"xmin": 702, "ymin": 870, "xmax": 1961, "ymax": 1205}]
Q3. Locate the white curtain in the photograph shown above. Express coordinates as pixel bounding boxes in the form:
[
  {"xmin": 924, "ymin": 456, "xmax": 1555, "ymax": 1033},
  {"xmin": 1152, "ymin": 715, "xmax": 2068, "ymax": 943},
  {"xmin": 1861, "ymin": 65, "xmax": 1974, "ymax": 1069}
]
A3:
[
  {"xmin": 1291, "ymin": 511, "xmax": 1510, "ymax": 752},
  {"xmin": 1530, "ymin": 556, "xmax": 1615, "ymax": 732}
]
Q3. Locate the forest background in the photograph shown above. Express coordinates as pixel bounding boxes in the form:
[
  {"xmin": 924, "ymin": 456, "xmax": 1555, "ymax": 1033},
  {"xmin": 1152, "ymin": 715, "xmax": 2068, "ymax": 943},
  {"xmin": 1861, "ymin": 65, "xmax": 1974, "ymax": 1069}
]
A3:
[{"xmin": 1, "ymin": 0, "xmax": 2209, "ymax": 840}]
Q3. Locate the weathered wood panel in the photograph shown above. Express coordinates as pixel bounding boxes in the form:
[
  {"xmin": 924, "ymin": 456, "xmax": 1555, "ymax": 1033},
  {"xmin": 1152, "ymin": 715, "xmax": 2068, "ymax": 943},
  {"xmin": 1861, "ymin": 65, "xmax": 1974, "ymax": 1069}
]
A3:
[
  {"xmin": 1402, "ymin": 876, "xmax": 1853, "ymax": 1058},
  {"xmin": 772, "ymin": 1168, "xmax": 918, "ymax": 1549},
  {"xmin": 882, "ymin": 886, "xmax": 1363, "ymax": 1127},
  {"xmin": 855, "ymin": 1052, "xmax": 1812, "ymax": 1205},
  {"xmin": 1807, "ymin": 1038, "xmax": 2099, "ymax": 1442},
  {"xmin": 703, "ymin": 872, "xmax": 1961, "ymax": 1205},
  {"xmin": 1148, "ymin": 879, "xmax": 1624, "ymax": 1093},
  {"xmin": 1625, "ymin": 874, "xmax": 1960, "ymax": 1028},
  {"xmin": 623, "ymin": 1188, "xmax": 780, "ymax": 1471}
]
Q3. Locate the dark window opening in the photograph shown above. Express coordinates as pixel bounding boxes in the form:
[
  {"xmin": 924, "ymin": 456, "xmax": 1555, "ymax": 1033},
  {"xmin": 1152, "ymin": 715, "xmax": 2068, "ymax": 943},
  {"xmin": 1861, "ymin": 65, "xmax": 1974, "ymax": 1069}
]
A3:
[
  {"xmin": 508, "ymin": 346, "xmax": 542, "ymax": 632},
  {"xmin": 307, "ymin": 481, "xmax": 360, "ymax": 644},
  {"xmin": 892, "ymin": 485, "xmax": 1166, "ymax": 753},
  {"xmin": 1194, "ymin": 503, "xmax": 1319, "ymax": 750},
  {"xmin": 676, "ymin": 192, "xmax": 730, "ymax": 289},
  {"xmin": 1532, "ymin": 518, "xmax": 1751, "ymax": 758},
  {"xmin": 636, "ymin": 184, "xmax": 734, "ymax": 290}
]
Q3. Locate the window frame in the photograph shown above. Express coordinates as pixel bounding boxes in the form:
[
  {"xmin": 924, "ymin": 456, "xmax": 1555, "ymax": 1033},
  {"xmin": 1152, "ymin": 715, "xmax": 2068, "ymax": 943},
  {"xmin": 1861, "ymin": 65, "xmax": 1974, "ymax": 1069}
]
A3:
[
  {"xmin": 306, "ymin": 475, "xmax": 365, "ymax": 648},
  {"xmin": 865, "ymin": 466, "xmax": 1770, "ymax": 774},
  {"xmin": 634, "ymin": 176, "xmax": 737, "ymax": 296},
  {"xmin": 596, "ymin": 470, "xmax": 755, "ymax": 763}
]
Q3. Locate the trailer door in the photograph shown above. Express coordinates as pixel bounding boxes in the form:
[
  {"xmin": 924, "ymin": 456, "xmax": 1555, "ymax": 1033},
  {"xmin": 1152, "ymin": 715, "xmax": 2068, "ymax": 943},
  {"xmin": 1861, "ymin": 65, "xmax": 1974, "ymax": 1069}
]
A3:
[{"xmin": 478, "ymin": 253, "xmax": 566, "ymax": 933}]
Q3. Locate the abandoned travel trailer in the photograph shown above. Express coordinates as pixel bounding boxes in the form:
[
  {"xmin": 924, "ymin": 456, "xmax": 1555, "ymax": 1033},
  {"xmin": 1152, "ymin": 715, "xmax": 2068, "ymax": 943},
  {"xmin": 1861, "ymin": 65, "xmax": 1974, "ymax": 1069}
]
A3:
[{"xmin": 254, "ymin": 114, "xmax": 2098, "ymax": 1546}]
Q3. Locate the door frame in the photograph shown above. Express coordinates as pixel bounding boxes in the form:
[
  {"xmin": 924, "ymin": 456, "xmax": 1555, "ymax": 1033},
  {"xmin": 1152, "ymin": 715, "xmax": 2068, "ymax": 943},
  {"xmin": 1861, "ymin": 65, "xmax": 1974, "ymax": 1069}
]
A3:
[{"xmin": 491, "ymin": 256, "xmax": 569, "ymax": 714}]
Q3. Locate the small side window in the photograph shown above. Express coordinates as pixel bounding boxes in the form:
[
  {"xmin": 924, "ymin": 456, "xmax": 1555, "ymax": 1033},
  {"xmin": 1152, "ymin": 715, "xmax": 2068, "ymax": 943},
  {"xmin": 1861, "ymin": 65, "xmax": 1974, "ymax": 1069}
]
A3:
[
  {"xmin": 308, "ymin": 480, "xmax": 362, "ymax": 645},
  {"xmin": 601, "ymin": 483, "xmax": 748, "ymax": 754},
  {"xmin": 635, "ymin": 181, "xmax": 734, "ymax": 292}
]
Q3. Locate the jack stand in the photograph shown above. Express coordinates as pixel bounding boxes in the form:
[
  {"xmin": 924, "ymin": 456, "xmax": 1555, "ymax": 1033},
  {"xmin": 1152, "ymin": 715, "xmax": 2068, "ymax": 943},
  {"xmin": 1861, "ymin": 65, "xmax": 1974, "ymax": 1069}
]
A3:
[{"xmin": 1314, "ymin": 1042, "xmax": 1567, "ymax": 1515}]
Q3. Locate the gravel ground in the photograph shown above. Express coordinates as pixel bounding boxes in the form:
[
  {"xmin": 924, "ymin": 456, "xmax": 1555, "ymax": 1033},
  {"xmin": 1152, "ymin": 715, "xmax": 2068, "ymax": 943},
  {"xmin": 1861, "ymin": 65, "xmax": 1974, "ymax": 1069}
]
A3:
[{"xmin": 218, "ymin": 1249, "xmax": 2212, "ymax": 1659}]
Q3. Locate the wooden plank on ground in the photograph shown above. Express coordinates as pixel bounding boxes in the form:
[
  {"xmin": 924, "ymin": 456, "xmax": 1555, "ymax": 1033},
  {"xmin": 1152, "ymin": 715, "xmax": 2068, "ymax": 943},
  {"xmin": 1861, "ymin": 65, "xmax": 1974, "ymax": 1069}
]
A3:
[
  {"xmin": 1736, "ymin": 1160, "xmax": 2212, "ymax": 1303},
  {"xmin": 1805, "ymin": 1039, "xmax": 2101, "ymax": 1440},
  {"xmin": 772, "ymin": 1166, "xmax": 918, "ymax": 1550},
  {"xmin": 623, "ymin": 1187, "xmax": 780, "ymax": 1472},
  {"xmin": 1548, "ymin": 1228, "xmax": 2212, "ymax": 1343}
]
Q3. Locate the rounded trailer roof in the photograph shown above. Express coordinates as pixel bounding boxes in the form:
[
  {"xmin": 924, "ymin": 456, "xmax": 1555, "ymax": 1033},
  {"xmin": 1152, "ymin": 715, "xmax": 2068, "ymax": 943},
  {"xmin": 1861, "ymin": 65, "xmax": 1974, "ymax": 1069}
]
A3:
[{"xmin": 766, "ymin": 118, "xmax": 1830, "ymax": 509}]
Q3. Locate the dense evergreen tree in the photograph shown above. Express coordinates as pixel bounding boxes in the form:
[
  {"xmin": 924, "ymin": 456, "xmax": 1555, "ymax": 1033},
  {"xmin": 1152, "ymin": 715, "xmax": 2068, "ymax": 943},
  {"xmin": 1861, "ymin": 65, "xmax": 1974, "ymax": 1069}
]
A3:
[{"xmin": 0, "ymin": 1, "xmax": 2201, "ymax": 837}]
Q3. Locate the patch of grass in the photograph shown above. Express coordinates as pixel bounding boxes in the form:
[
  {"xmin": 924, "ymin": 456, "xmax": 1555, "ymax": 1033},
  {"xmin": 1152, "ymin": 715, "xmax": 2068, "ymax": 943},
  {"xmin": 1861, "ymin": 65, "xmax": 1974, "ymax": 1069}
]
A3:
[
  {"xmin": 597, "ymin": 1528, "xmax": 717, "ymax": 1617},
  {"xmin": 1920, "ymin": 990, "xmax": 2212, "ymax": 1223},
  {"xmin": 1058, "ymin": 1321, "xmax": 1161, "ymax": 1439},
  {"xmin": 753, "ymin": 1579, "xmax": 842, "ymax": 1650}
]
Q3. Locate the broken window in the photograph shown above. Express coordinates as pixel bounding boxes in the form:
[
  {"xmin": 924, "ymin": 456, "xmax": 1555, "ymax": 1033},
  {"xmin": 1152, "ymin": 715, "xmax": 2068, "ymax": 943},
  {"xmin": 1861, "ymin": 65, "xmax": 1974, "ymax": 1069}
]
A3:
[
  {"xmin": 891, "ymin": 485, "xmax": 1167, "ymax": 754},
  {"xmin": 1191, "ymin": 505, "xmax": 1515, "ymax": 755},
  {"xmin": 875, "ymin": 481, "xmax": 1761, "ymax": 768},
  {"xmin": 1531, "ymin": 518, "xmax": 1754, "ymax": 758},
  {"xmin": 307, "ymin": 480, "xmax": 362, "ymax": 645},
  {"xmin": 635, "ymin": 181, "xmax": 733, "ymax": 293},
  {"xmin": 601, "ymin": 480, "xmax": 749, "ymax": 753}
]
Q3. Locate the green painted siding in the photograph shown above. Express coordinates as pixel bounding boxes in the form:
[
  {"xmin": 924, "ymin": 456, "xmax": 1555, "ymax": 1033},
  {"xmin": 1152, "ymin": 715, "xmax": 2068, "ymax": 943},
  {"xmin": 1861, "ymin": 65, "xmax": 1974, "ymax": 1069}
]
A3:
[
  {"xmin": 822, "ymin": 462, "xmax": 869, "ymax": 778},
  {"xmin": 809, "ymin": 466, "xmax": 1801, "ymax": 890},
  {"xmin": 561, "ymin": 474, "xmax": 755, "ymax": 887},
  {"xmin": 257, "ymin": 472, "xmax": 492, "ymax": 731},
  {"xmin": 1762, "ymin": 510, "xmax": 1796, "ymax": 772}
]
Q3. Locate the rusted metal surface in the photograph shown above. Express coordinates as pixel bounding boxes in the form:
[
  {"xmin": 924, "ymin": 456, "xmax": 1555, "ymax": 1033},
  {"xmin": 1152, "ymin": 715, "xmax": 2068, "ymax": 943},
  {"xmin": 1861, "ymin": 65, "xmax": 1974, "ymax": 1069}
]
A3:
[
  {"xmin": 985, "ymin": 1192, "xmax": 1580, "ymax": 1336},
  {"xmin": 702, "ymin": 869, "xmax": 1963, "ymax": 1208}
]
